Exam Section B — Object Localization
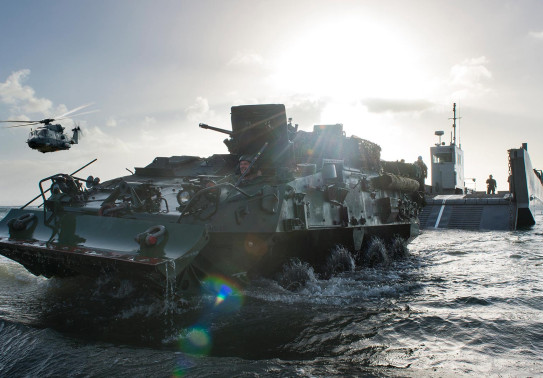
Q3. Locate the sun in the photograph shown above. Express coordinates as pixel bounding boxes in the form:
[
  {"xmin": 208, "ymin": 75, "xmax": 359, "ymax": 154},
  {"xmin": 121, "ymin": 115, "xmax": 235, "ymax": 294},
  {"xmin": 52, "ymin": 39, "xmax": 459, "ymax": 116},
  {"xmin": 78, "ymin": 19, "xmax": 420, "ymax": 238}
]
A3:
[
  {"xmin": 270, "ymin": 17, "xmax": 427, "ymax": 101},
  {"xmin": 266, "ymin": 16, "xmax": 432, "ymax": 162}
]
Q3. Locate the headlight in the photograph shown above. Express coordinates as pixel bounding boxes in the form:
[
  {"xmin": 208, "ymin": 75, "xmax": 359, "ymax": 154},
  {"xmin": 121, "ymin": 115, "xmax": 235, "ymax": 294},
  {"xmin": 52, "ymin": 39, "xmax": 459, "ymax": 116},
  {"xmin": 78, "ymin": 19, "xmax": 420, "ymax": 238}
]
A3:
[{"xmin": 176, "ymin": 189, "xmax": 192, "ymax": 205}]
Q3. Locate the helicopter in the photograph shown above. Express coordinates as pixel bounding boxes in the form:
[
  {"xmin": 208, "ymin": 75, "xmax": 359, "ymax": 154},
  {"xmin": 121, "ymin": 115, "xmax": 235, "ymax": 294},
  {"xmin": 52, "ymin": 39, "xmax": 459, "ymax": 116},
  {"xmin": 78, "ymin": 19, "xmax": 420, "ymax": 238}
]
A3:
[{"xmin": 1, "ymin": 104, "xmax": 94, "ymax": 153}]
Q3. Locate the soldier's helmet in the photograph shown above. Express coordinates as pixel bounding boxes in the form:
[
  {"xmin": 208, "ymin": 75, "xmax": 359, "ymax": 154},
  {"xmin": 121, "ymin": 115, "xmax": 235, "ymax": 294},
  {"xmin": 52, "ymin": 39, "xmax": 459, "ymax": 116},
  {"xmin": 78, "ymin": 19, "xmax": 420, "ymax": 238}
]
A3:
[{"xmin": 239, "ymin": 154, "xmax": 252, "ymax": 163}]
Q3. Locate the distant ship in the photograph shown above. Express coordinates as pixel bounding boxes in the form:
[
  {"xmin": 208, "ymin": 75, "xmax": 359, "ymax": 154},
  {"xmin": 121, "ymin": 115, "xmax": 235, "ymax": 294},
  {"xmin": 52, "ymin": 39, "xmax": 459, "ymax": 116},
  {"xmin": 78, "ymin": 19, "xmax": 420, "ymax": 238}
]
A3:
[{"xmin": 420, "ymin": 104, "xmax": 543, "ymax": 230}]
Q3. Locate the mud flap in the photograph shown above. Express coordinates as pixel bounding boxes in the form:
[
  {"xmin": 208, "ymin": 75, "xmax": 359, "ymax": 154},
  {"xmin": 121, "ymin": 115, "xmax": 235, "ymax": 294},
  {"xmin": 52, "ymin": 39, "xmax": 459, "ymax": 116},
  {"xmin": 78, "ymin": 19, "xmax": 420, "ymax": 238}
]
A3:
[{"xmin": 353, "ymin": 227, "xmax": 364, "ymax": 251}]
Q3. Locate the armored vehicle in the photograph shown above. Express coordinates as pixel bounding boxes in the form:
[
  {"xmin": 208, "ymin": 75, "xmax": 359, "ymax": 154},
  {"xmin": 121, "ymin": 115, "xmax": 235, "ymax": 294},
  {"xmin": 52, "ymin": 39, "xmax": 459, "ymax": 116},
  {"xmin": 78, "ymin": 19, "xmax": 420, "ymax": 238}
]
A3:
[{"xmin": 0, "ymin": 104, "xmax": 422, "ymax": 293}]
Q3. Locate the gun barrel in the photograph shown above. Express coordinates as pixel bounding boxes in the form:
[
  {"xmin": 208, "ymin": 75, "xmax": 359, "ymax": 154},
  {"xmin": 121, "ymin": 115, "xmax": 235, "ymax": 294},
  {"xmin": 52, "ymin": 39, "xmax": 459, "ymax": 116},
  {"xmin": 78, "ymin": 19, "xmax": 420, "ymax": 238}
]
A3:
[{"xmin": 199, "ymin": 123, "xmax": 233, "ymax": 136}]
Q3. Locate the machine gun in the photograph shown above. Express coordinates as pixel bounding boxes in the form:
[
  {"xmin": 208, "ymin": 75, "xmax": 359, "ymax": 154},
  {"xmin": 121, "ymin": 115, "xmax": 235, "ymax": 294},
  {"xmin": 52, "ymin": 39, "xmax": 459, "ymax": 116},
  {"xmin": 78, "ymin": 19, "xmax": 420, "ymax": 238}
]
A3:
[{"xmin": 199, "ymin": 123, "xmax": 233, "ymax": 136}]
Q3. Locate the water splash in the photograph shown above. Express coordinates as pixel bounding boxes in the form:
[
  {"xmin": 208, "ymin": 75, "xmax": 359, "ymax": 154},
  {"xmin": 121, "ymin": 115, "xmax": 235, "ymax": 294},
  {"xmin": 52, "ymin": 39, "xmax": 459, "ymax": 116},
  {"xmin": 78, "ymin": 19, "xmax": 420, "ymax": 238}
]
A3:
[
  {"xmin": 389, "ymin": 235, "xmax": 409, "ymax": 259},
  {"xmin": 163, "ymin": 260, "xmax": 178, "ymax": 319},
  {"xmin": 323, "ymin": 245, "xmax": 356, "ymax": 278},
  {"xmin": 277, "ymin": 258, "xmax": 317, "ymax": 291},
  {"xmin": 364, "ymin": 237, "xmax": 389, "ymax": 266}
]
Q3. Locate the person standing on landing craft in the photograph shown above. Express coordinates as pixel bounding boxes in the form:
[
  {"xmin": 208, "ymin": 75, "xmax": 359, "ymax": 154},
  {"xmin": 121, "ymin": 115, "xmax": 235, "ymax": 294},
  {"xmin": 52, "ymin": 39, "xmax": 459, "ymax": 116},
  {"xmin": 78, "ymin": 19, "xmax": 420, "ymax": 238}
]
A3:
[
  {"xmin": 486, "ymin": 174, "xmax": 497, "ymax": 194},
  {"xmin": 414, "ymin": 156, "xmax": 428, "ymax": 192}
]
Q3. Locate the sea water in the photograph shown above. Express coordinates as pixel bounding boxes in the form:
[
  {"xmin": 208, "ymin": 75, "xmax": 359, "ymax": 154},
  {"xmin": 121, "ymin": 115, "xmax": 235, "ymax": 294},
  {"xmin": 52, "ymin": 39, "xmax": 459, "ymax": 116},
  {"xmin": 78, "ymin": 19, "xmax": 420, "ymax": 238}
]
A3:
[{"xmin": 0, "ymin": 206, "xmax": 542, "ymax": 377}]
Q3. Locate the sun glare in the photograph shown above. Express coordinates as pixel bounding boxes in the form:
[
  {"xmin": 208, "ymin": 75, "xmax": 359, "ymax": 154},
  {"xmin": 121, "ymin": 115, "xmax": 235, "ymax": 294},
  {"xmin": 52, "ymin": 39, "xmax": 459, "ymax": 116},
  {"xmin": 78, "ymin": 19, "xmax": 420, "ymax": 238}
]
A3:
[
  {"xmin": 268, "ymin": 16, "xmax": 431, "ymax": 162},
  {"xmin": 271, "ymin": 18, "xmax": 425, "ymax": 100}
]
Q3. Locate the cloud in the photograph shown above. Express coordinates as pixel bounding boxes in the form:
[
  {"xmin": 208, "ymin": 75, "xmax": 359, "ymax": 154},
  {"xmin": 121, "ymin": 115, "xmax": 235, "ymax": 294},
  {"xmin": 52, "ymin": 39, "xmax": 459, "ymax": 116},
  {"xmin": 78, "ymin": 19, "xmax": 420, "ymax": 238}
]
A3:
[
  {"xmin": 362, "ymin": 98, "xmax": 434, "ymax": 114},
  {"xmin": 528, "ymin": 31, "xmax": 543, "ymax": 39},
  {"xmin": 283, "ymin": 95, "xmax": 327, "ymax": 128},
  {"xmin": 185, "ymin": 97, "xmax": 214, "ymax": 122},
  {"xmin": 227, "ymin": 51, "xmax": 265, "ymax": 67},
  {"xmin": 106, "ymin": 117, "xmax": 118, "ymax": 127},
  {"xmin": 138, "ymin": 117, "xmax": 161, "ymax": 143},
  {"xmin": 0, "ymin": 69, "xmax": 53, "ymax": 115},
  {"xmin": 81, "ymin": 126, "xmax": 131, "ymax": 154},
  {"xmin": 0, "ymin": 159, "xmax": 54, "ymax": 206},
  {"xmin": 446, "ymin": 56, "xmax": 493, "ymax": 100},
  {"xmin": 143, "ymin": 116, "xmax": 156, "ymax": 127},
  {"xmin": 226, "ymin": 51, "xmax": 269, "ymax": 77},
  {"xmin": 449, "ymin": 56, "xmax": 492, "ymax": 88}
]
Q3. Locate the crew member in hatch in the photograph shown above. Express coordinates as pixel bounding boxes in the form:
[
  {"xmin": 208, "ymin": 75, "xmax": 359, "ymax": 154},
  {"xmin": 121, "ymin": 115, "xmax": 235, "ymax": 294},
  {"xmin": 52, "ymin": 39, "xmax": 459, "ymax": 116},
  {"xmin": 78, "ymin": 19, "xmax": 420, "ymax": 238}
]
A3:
[
  {"xmin": 486, "ymin": 174, "xmax": 497, "ymax": 194},
  {"xmin": 238, "ymin": 155, "xmax": 262, "ymax": 183}
]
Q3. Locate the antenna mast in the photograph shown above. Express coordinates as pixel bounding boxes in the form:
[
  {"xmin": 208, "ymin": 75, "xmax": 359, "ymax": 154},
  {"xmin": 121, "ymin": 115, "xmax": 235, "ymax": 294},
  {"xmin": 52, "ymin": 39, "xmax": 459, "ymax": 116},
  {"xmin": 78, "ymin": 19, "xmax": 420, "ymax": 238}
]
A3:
[{"xmin": 449, "ymin": 103, "xmax": 461, "ymax": 147}]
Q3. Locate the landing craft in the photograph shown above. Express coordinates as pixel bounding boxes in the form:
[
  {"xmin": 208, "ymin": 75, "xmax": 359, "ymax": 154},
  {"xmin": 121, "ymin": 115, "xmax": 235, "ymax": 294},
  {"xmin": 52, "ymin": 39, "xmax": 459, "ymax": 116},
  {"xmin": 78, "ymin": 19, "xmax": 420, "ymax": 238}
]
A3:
[
  {"xmin": 1, "ymin": 104, "xmax": 94, "ymax": 153},
  {"xmin": 419, "ymin": 103, "xmax": 543, "ymax": 230},
  {"xmin": 0, "ymin": 104, "xmax": 424, "ymax": 294}
]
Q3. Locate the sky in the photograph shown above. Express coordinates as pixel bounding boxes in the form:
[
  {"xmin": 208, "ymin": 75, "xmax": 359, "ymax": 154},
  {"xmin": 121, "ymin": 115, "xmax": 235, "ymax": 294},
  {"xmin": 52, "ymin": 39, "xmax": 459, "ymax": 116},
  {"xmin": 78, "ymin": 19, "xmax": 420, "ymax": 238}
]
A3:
[{"xmin": 1, "ymin": 0, "xmax": 543, "ymax": 205}]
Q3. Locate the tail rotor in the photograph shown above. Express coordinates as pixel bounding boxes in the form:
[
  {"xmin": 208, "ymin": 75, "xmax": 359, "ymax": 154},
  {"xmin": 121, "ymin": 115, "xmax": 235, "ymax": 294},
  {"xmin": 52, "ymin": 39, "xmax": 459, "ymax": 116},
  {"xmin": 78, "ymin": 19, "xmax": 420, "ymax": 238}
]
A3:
[{"xmin": 71, "ymin": 125, "xmax": 83, "ymax": 144}]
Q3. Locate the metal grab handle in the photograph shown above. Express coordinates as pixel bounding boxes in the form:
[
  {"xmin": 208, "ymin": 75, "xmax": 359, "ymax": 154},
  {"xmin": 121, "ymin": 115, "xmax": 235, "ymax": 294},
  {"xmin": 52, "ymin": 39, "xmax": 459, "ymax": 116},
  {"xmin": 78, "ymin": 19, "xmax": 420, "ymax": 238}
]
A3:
[
  {"xmin": 21, "ymin": 158, "xmax": 97, "ymax": 209},
  {"xmin": 177, "ymin": 183, "xmax": 253, "ymax": 222}
]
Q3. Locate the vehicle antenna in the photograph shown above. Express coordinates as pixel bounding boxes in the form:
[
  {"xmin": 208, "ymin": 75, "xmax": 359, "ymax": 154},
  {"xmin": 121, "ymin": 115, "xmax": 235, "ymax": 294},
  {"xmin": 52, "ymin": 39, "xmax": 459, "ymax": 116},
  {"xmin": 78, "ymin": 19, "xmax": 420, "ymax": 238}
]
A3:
[{"xmin": 449, "ymin": 103, "xmax": 461, "ymax": 147}]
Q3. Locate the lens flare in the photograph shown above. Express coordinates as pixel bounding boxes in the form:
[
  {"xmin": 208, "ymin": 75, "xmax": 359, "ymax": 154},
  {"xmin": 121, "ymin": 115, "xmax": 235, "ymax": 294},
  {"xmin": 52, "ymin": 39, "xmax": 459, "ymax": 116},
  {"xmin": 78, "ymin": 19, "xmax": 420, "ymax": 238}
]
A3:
[
  {"xmin": 215, "ymin": 283, "xmax": 232, "ymax": 305},
  {"xmin": 202, "ymin": 275, "xmax": 243, "ymax": 312},
  {"xmin": 179, "ymin": 326, "xmax": 212, "ymax": 356},
  {"xmin": 177, "ymin": 276, "xmax": 244, "ymax": 361},
  {"xmin": 172, "ymin": 353, "xmax": 196, "ymax": 377},
  {"xmin": 243, "ymin": 234, "xmax": 267, "ymax": 257}
]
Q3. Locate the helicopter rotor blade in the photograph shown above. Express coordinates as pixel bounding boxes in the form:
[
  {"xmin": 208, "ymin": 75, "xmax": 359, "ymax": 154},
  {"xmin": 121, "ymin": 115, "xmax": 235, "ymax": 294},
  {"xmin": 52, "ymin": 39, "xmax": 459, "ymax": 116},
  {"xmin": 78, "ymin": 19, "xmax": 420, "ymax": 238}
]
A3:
[
  {"xmin": 55, "ymin": 109, "xmax": 99, "ymax": 122},
  {"xmin": 4, "ymin": 121, "xmax": 41, "ymax": 128},
  {"xmin": 1, "ymin": 103, "xmax": 97, "ymax": 129},
  {"xmin": 67, "ymin": 109, "xmax": 99, "ymax": 117},
  {"xmin": 0, "ymin": 120, "xmax": 38, "ymax": 123},
  {"xmin": 54, "ymin": 103, "xmax": 94, "ymax": 119}
]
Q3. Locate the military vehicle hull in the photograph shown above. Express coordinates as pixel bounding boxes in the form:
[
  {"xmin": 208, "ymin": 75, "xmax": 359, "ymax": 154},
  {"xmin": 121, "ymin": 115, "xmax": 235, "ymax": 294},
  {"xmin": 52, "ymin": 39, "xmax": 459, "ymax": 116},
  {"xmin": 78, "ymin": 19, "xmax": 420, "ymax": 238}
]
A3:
[
  {"xmin": 0, "ymin": 213, "xmax": 417, "ymax": 293},
  {"xmin": 0, "ymin": 104, "xmax": 422, "ymax": 293}
]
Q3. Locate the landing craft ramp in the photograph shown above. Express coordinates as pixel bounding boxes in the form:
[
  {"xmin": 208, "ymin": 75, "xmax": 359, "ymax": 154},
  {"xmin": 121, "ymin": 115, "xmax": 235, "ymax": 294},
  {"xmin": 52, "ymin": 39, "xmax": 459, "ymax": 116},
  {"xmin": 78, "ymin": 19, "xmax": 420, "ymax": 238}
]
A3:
[{"xmin": 420, "ymin": 194, "xmax": 515, "ymax": 230}]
